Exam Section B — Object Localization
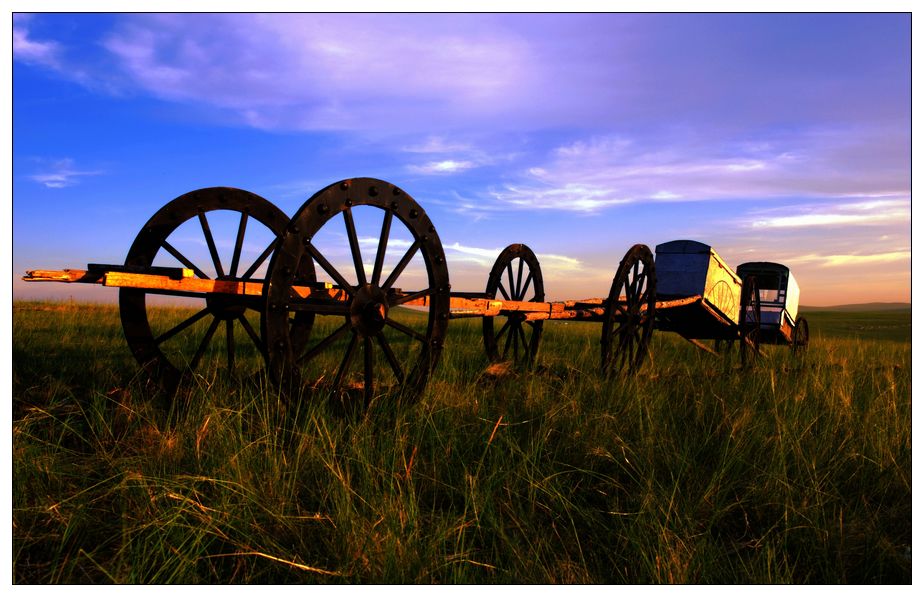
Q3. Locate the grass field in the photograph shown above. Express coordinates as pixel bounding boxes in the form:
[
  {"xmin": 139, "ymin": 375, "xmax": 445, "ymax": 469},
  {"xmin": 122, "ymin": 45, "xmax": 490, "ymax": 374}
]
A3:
[{"xmin": 11, "ymin": 301, "xmax": 911, "ymax": 583}]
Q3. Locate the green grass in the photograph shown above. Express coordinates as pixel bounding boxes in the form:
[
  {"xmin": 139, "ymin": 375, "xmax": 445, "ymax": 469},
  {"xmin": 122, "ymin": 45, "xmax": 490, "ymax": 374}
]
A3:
[{"xmin": 12, "ymin": 301, "xmax": 911, "ymax": 583}]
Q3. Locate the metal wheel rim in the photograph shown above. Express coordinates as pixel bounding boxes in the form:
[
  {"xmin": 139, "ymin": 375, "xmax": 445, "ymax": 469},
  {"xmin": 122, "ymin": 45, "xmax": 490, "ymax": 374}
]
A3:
[
  {"xmin": 792, "ymin": 316, "xmax": 809, "ymax": 354},
  {"xmin": 119, "ymin": 187, "xmax": 313, "ymax": 392},
  {"xmin": 482, "ymin": 243, "xmax": 544, "ymax": 368},
  {"xmin": 601, "ymin": 244, "xmax": 656, "ymax": 376},
  {"xmin": 263, "ymin": 178, "xmax": 450, "ymax": 406}
]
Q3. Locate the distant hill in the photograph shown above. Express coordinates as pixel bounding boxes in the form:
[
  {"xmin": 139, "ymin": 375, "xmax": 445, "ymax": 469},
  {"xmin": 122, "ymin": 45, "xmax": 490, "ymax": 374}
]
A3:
[{"xmin": 801, "ymin": 302, "xmax": 911, "ymax": 312}]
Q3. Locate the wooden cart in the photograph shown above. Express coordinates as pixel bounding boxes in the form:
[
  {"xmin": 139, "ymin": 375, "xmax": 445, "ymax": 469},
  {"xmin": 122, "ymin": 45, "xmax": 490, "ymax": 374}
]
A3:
[{"xmin": 23, "ymin": 178, "xmax": 806, "ymax": 405}]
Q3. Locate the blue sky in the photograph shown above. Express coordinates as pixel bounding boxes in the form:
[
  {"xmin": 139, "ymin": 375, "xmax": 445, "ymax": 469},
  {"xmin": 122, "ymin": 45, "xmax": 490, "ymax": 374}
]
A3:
[{"xmin": 12, "ymin": 12, "xmax": 910, "ymax": 305}]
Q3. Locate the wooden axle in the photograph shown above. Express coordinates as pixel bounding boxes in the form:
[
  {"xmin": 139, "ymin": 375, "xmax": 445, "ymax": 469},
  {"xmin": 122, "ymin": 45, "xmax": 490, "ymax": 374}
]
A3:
[{"xmin": 22, "ymin": 265, "xmax": 706, "ymax": 324}]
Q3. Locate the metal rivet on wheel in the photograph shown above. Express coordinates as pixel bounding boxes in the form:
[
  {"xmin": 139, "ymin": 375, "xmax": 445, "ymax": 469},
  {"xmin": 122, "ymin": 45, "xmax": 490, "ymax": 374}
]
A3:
[
  {"xmin": 390, "ymin": 201, "xmax": 399, "ymax": 210},
  {"xmin": 410, "ymin": 209, "xmax": 419, "ymax": 219},
  {"xmin": 340, "ymin": 181, "xmax": 350, "ymax": 190},
  {"xmin": 428, "ymin": 225, "xmax": 435, "ymax": 233},
  {"xmin": 422, "ymin": 235, "xmax": 430, "ymax": 243},
  {"xmin": 345, "ymin": 199, "xmax": 353, "ymax": 207},
  {"xmin": 369, "ymin": 186, "xmax": 379, "ymax": 197},
  {"xmin": 392, "ymin": 187, "xmax": 402, "ymax": 195},
  {"xmin": 319, "ymin": 204, "xmax": 330, "ymax": 215}
]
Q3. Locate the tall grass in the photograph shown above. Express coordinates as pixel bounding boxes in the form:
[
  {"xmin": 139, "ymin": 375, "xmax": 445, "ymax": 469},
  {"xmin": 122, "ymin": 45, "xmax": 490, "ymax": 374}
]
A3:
[{"xmin": 12, "ymin": 301, "xmax": 911, "ymax": 583}]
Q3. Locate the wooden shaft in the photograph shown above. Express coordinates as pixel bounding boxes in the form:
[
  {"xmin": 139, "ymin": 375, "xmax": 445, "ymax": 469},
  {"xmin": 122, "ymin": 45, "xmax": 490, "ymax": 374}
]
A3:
[{"xmin": 25, "ymin": 267, "xmax": 699, "ymax": 321}]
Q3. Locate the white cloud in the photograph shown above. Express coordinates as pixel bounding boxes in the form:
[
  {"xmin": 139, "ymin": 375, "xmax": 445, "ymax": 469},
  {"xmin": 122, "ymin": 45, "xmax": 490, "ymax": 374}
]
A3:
[
  {"xmin": 750, "ymin": 198, "xmax": 908, "ymax": 229},
  {"xmin": 95, "ymin": 14, "xmax": 533, "ymax": 132},
  {"xmin": 786, "ymin": 251, "xmax": 910, "ymax": 267},
  {"xmin": 13, "ymin": 26, "xmax": 60, "ymax": 67},
  {"xmin": 401, "ymin": 137, "xmax": 472, "ymax": 154},
  {"xmin": 408, "ymin": 160, "xmax": 476, "ymax": 175},
  {"xmin": 28, "ymin": 159, "xmax": 103, "ymax": 188},
  {"xmin": 484, "ymin": 126, "xmax": 909, "ymax": 213}
]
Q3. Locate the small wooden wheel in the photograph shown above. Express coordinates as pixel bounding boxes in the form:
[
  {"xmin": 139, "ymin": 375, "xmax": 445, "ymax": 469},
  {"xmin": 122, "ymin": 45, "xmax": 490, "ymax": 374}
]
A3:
[
  {"xmin": 601, "ymin": 244, "xmax": 657, "ymax": 376},
  {"xmin": 482, "ymin": 243, "xmax": 544, "ymax": 368},
  {"xmin": 739, "ymin": 276, "xmax": 761, "ymax": 368},
  {"xmin": 791, "ymin": 316, "xmax": 809, "ymax": 355},
  {"xmin": 263, "ymin": 178, "xmax": 450, "ymax": 407},
  {"xmin": 119, "ymin": 187, "xmax": 312, "ymax": 392}
]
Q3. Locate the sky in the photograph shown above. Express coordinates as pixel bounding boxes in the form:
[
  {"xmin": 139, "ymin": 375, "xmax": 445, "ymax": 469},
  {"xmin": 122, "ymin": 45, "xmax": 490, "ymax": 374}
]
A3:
[{"xmin": 10, "ymin": 12, "xmax": 911, "ymax": 306}]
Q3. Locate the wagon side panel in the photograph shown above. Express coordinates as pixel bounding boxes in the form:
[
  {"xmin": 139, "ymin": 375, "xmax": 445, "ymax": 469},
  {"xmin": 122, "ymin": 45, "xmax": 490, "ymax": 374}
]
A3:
[{"xmin": 654, "ymin": 240, "xmax": 743, "ymax": 339}]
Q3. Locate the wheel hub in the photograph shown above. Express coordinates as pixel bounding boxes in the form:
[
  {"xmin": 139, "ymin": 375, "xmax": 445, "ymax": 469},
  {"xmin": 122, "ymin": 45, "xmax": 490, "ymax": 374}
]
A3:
[
  {"xmin": 350, "ymin": 284, "xmax": 389, "ymax": 336},
  {"xmin": 206, "ymin": 277, "xmax": 248, "ymax": 320}
]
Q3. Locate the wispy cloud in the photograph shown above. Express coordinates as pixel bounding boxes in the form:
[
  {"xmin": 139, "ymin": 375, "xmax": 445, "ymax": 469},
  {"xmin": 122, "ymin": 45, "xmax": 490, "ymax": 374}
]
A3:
[
  {"xmin": 401, "ymin": 136, "xmax": 473, "ymax": 154},
  {"xmin": 442, "ymin": 242, "xmax": 583, "ymax": 275},
  {"xmin": 13, "ymin": 19, "xmax": 60, "ymax": 68},
  {"xmin": 408, "ymin": 160, "xmax": 477, "ymax": 175},
  {"xmin": 786, "ymin": 250, "xmax": 910, "ymax": 268},
  {"xmin": 484, "ymin": 127, "xmax": 909, "ymax": 213},
  {"xmin": 749, "ymin": 198, "xmax": 908, "ymax": 229},
  {"xmin": 28, "ymin": 158, "xmax": 103, "ymax": 188}
]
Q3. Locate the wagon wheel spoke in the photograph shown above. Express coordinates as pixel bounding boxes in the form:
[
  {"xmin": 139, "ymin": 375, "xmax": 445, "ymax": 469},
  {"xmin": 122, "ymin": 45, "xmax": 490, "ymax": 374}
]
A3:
[
  {"xmin": 375, "ymin": 331, "xmax": 405, "ymax": 384},
  {"xmin": 385, "ymin": 318, "xmax": 427, "ymax": 344},
  {"xmin": 237, "ymin": 314, "xmax": 263, "ymax": 353},
  {"xmin": 381, "ymin": 239, "xmax": 421, "ymax": 292},
  {"xmin": 198, "ymin": 211, "xmax": 225, "ymax": 278},
  {"xmin": 228, "ymin": 210, "xmax": 249, "ymax": 278},
  {"xmin": 154, "ymin": 307, "xmax": 211, "ymax": 345},
  {"xmin": 514, "ymin": 258, "xmax": 525, "ymax": 300},
  {"xmin": 496, "ymin": 282, "xmax": 511, "ymax": 301},
  {"xmin": 298, "ymin": 321, "xmax": 351, "ymax": 364},
  {"xmin": 506, "ymin": 262, "xmax": 516, "ymax": 303},
  {"xmin": 161, "ymin": 240, "xmax": 209, "ymax": 280},
  {"xmin": 494, "ymin": 319, "xmax": 512, "ymax": 344},
  {"xmin": 518, "ymin": 271, "xmax": 533, "ymax": 301},
  {"xmin": 517, "ymin": 323, "xmax": 529, "ymax": 361},
  {"xmin": 363, "ymin": 336, "xmax": 375, "ymax": 402},
  {"xmin": 343, "ymin": 208, "xmax": 367, "ymax": 286},
  {"xmin": 190, "ymin": 316, "xmax": 221, "ymax": 372},
  {"xmin": 502, "ymin": 321, "xmax": 515, "ymax": 358},
  {"xmin": 333, "ymin": 331, "xmax": 359, "ymax": 388},
  {"xmin": 225, "ymin": 320, "xmax": 235, "ymax": 374},
  {"xmin": 240, "ymin": 238, "xmax": 277, "ymax": 281},
  {"xmin": 371, "ymin": 210, "xmax": 393, "ymax": 286},
  {"xmin": 512, "ymin": 322, "xmax": 520, "ymax": 361},
  {"xmin": 305, "ymin": 240, "xmax": 356, "ymax": 295}
]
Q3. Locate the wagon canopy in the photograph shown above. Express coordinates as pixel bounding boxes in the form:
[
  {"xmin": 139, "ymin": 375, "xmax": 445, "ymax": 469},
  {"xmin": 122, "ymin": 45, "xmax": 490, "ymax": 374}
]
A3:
[{"xmin": 735, "ymin": 262, "xmax": 801, "ymax": 327}]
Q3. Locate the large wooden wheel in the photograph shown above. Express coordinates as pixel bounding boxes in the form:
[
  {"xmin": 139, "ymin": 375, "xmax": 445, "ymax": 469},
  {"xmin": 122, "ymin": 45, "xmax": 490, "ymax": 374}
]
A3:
[
  {"xmin": 262, "ymin": 178, "xmax": 450, "ymax": 407},
  {"xmin": 739, "ymin": 276, "xmax": 761, "ymax": 368},
  {"xmin": 482, "ymin": 244, "xmax": 544, "ymax": 368},
  {"xmin": 601, "ymin": 244, "xmax": 657, "ymax": 376},
  {"xmin": 791, "ymin": 316, "xmax": 809, "ymax": 355},
  {"xmin": 119, "ymin": 187, "xmax": 313, "ymax": 392}
]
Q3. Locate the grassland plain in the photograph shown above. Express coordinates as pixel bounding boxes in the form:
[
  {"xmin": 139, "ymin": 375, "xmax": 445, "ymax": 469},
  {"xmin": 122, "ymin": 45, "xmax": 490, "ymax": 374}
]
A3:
[{"xmin": 11, "ymin": 301, "xmax": 911, "ymax": 583}]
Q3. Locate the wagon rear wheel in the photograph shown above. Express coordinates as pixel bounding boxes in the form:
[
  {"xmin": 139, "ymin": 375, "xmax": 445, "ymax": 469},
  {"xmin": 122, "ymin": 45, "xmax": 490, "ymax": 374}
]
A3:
[
  {"xmin": 119, "ymin": 187, "xmax": 314, "ymax": 393},
  {"xmin": 482, "ymin": 244, "xmax": 544, "ymax": 369},
  {"xmin": 739, "ymin": 276, "xmax": 761, "ymax": 368},
  {"xmin": 791, "ymin": 316, "xmax": 809, "ymax": 355},
  {"xmin": 601, "ymin": 244, "xmax": 656, "ymax": 376},
  {"xmin": 263, "ymin": 178, "xmax": 450, "ymax": 409}
]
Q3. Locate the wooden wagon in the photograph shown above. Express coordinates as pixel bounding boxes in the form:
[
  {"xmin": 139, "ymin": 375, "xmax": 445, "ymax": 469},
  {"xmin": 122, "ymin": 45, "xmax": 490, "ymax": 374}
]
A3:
[{"xmin": 23, "ymin": 178, "xmax": 808, "ymax": 405}]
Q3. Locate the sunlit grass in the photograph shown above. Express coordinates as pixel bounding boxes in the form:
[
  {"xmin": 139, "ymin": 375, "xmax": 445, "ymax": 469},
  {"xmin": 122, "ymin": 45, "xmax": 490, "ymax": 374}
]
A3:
[{"xmin": 12, "ymin": 301, "xmax": 911, "ymax": 583}]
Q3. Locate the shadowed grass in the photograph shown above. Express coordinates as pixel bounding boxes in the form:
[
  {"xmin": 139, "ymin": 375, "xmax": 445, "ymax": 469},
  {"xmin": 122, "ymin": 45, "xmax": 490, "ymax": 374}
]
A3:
[{"xmin": 12, "ymin": 301, "xmax": 911, "ymax": 583}]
